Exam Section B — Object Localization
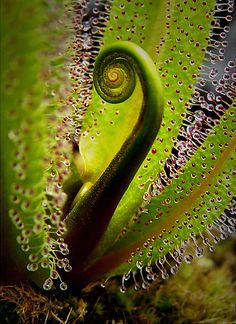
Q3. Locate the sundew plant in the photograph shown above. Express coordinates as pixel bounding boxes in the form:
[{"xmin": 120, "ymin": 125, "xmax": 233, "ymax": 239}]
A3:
[{"xmin": 0, "ymin": 0, "xmax": 235, "ymax": 293}]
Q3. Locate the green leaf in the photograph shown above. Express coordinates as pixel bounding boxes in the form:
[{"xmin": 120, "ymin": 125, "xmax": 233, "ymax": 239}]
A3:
[
  {"xmin": 87, "ymin": 0, "xmax": 218, "ymax": 264},
  {"xmin": 0, "ymin": 0, "xmax": 72, "ymax": 289}
]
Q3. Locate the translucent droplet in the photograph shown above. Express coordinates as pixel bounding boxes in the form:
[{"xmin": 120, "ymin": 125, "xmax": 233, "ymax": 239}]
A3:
[
  {"xmin": 51, "ymin": 214, "xmax": 60, "ymax": 224},
  {"xmin": 34, "ymin": 213, "xmax": 43, "ymax": 222},
  {"xmin": 30, "ymin": 263, "xmax": 38, "ymax": 272},
  {"xmin": 161, "ymin": 271, "xmax": 169, "ymax": 280},
  {"xmin": 43, "ymin": 278, "xmax": 53, "ymax": 290},
  {"xmin": 159, "ymin": 257, "xmax": 165, "ymax": 265},
  {"xmin": 41, "ymin": 246, "xmax": 50, "ymax": 257},
  {"xmin": 50, "ymin": 243, "xmax": 57, "ymax": 250},
  {"xmin": 220, "ymin": 233, "xmax": 228, "ymax": 240},
  {"xmin": 60, "ymin": 282, "xmax": 68, "ymax": 290},
  {"xmin": 33, "ymin": 223, "xmax": 42, "ymax": 234},
  {"xmin": 184, "ymin": 254, "xmax": 193, "ymax": 264},
  {"xmin": 61, "ymin": 248, "xmax": 69, "ymax": 256},
  {"xmin": 62, "ymin": 258, "xmax": 69, "ymax": 264},
  {"xmin": 203, "ymin": 237, "xmax": 210, "ymax": 245},
  {"xmin": 27, "ymin": 264, "xmax": 33, "ymax": 271},
  {"xmin": 142, "ymin": 281, "xmax": 150, "ymax": 289},
  {"xmin": 64, "ymin": 264, "xmax": 72, "ymax": 272},
  {"xmin": 228, "ymin": 226, "xmax": 235, "ymax": 233},
  {"xmin": 134, "ymin": 284, "xmax": 141, "ymax": 291},
  {"xmin": 59, "ymin": 242, "xmax": 67, "ymax": 250},
  {"xmin": 214, "ymin": 236, "xmax": 220, "ymax": 244},
  {"xmin": 41, "ymin": 259, "xmax": 49, "ymax": 268},
  {"xmin": 170, "ymin": 266, "xmax": 178, "ymax": 275},
  {"xmin": 120, "ymin": 286, "xmax": 127, "ymax": 293},
  {"xmin": 21, "ymin": 244, "xmax": 29, "ymax": 252},
  {"xmin": 209, "ymin": 246, "xmax": 215, "ymax": 253},
  {"xmin": 196, "ymin": 247, "xmax": 204, "ymax": 257},
  {"xmin": 22, "ymin": 229, "xmax": 32, "ymax": 237},
  {"xmin": 57, "ymin": 260, "xmax": 64, "ymax": 269},
  {"xmin": 10, "ymin": 195, "xmax": 20, "ymax": 204},
  {"xmin": 50, "ymin": 270, "xmax": 59, "ymax": 279},
  {"xmin": 136, "ymin": 260, "xmax": 143, "ymax": 269},
  {"xmin": 16, "ymin": 235, "xmax": 27, "ymax": 245},
  {"xmin": 29, "ymin": 254, "xmax": 38, "ymax": 263},
  {"xmin": 16, "ymin": 221, "xmax": 24, "ymax": 230},
  {"xmin": 219, "ymin": 225, "xmax": 227, "ymax": 233},
  {"xmin": 124, "ymin": 272, "xmax": 131, "ymax": 281}
]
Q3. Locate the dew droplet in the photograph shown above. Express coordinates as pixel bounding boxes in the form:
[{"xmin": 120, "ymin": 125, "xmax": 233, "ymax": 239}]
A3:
[
  {"xmin": 29, "ymin": 254, "xmax": 38, "ymax": 263},
  {"xmin": 41, "ymin": 259, "xmax": 49, "ymax": 268},
  {"xmin": 196, "ymin": 247, "xmax": 204, "ymax": 257},
  {"xmin": 60, "ymin": 282, "xmax": 68, "ymax": 290},
  {"xmin": 43, "ymin": 278, "xmax": 53, "ymax": 290},
  {"xmin": 57, "ymin": 259, "xmax": 64, "ymax": 269},
  {"xmin": 50, "ymin": 270, "xmax": 59, "ymax": 279},
  {"xmin": 64, "ymin": 264, "xmax": 72, "ymax": 272},
  {"xmin": 184, "ymin": 254, "xmax": 193, "ymax": 264},
  {"xmin": 120, "ymin": 286, "xmax": 127, "ymax": 293}
]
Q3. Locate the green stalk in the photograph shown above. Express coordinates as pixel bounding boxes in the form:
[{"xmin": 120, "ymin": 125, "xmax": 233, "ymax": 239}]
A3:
[{"xmin": 64, "ymin": 41, "xmax": 163, "ymax": 278}]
